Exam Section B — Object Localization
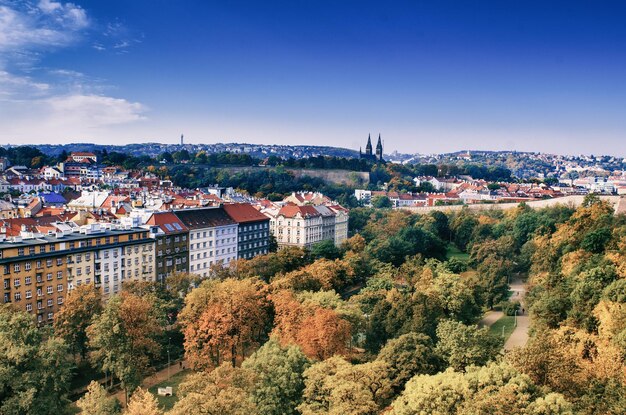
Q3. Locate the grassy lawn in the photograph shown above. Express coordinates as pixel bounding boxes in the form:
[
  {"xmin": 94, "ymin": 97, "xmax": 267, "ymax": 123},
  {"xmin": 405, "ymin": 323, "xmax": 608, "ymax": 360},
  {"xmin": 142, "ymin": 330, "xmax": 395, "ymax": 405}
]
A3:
[
  {"xmin": 489, "ymin": 315, "xmax": 516, "ymax": 343},
  {"xmin": 148, "ymin": 369, "xmax": 191, "ymax": 411},
  {"xmin": 446, "ymin": 244, "xmax": 470, "ymax": 261}
]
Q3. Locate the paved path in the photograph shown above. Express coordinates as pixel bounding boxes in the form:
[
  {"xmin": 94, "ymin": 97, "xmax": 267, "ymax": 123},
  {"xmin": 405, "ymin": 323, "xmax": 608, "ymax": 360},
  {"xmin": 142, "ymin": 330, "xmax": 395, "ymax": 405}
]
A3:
[
  {"xmin": 111, "ymin": 360, "xmax": 188, "ymax": 407},
  {"xmin": 504, "ymin": 276, "xmax": 530, "ymax": 350},
  {"xmin": 478, "ymin": 310, "xmax": 504, "ymax": 328}
]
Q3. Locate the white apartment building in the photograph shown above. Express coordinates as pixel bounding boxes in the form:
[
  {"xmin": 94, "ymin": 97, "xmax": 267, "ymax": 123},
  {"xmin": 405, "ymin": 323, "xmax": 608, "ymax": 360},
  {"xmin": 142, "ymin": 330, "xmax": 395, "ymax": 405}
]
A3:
[
  {"xmin": 266, "ymin": 205, "xmax": 324, "ymax": 249},
  {"xmin": 175, "ymin": 207, "xmax": 238, "ymax": 278}
]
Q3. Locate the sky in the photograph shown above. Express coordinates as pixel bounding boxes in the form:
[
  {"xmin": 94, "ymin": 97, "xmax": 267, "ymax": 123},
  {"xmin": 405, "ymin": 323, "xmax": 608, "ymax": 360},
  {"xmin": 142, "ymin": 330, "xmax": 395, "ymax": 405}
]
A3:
[{"xmin": 1, "ymin": 0, "xmax": 626, "ymax": 156}]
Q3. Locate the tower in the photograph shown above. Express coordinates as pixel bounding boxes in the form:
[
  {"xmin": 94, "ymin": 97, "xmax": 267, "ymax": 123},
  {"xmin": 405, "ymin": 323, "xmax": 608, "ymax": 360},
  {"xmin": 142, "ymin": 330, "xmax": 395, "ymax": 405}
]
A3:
[
  {"xmin": 365, "ymin": 133, "xmax": 373, "ymax": 156},
  {"xmin": 180, "ymin": 134, "xmax": 184, "ymax": 146},
  {"xmin": 376, "ymin": 134, "xmax": 383, "ymax": 161}
]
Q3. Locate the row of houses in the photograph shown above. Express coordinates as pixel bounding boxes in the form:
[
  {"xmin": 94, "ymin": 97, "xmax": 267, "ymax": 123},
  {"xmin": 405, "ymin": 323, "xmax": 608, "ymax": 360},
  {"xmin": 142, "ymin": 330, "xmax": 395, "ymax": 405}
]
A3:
[{"xmin": 0, "ymin": 204, "xmax": 270, "ymax": 324}]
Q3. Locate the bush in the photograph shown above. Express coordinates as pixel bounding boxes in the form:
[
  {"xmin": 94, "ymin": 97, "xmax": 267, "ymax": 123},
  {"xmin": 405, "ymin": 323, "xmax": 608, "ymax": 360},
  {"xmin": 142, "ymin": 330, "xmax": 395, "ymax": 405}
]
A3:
[{"xmin": 499, "ymin": 300, "xmax": 521, "ymax": 316}]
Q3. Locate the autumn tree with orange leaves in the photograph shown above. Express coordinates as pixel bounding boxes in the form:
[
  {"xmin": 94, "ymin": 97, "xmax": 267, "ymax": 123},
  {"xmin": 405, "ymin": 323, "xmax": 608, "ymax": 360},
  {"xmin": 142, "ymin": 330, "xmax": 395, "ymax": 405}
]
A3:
[
  {"xmin": 271, "ymin": 290, "xmax": 352, "ymax": 360},
  {"xmin": 179, "ymin": 278, "xmax": 272, "ymax": 369}
]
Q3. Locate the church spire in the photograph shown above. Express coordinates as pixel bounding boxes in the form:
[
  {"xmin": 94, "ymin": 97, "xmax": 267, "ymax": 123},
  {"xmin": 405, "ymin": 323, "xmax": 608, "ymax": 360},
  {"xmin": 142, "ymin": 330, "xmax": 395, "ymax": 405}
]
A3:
[
  {"xmin": 376, "ymin": 133, "xmax": 383, "ymax": 161},
  {"xmin": 365, "ymin": 133, "xmax": 373, "ymax": 155}
]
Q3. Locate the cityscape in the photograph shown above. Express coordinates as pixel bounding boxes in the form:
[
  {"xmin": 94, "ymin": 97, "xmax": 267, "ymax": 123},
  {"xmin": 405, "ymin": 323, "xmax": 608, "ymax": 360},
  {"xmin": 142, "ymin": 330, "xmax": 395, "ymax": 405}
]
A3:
[{"xmin": 1, "ymin": 1, "xmax": 625, "ymax": 415}]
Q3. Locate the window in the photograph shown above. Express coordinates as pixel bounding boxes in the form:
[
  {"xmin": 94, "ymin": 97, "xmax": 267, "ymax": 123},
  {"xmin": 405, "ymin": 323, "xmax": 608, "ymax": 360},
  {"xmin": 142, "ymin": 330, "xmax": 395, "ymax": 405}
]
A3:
[
  {"xmin": 47, "ymin": 273, "xmax": 52, "ymax": 281},
  {"xmin": 37, "ymin": 300, "xmax": 42, "ymax": 309},
  {"xmin": 57, "ymin": 271, "xmax": 63, "ymax": 279},
  {"xmin": 85, "ymin": 266, "xmax": 91, "ymax": 274},
  {"xmin": 57, "ymin": 258, "xmax": 63, "ymax": 266},
  {"xmin": 13, "ymin": 278, "xmax": 20, "ymax": 287},
  {"xmin": 57, "ymin": 284, "xmax": 63, "ymax": 292},
  {"xmin": 47, "ymin": 299, "xmax": 53, "ymax": 307},
  {"xmin": 46, "ymin": 259, "xmax": 52, "ymax": 267},
  {"xmin": 36, "ymin": 260, "xmax": 42, "ymax": 268},
  {"xmin": 25, "ymin": 289, "xmax": 32, "ymax": 298},
  {"xmin": 47, "ymin": 286, "xmax": 53, "ymax": 294},
  {"xmin": 25, "ymin": 262, "xmax": 31, "ymax": 271},
  {"xmin": 14, "ymin": 292, "xmax": 21, "ymax": 301},
  {"xmin": 14, "ymin": 264, "xmax": 20, "ymax": 272},
  {"xmin": 57, "ymin": 297, "xmax": 63, "ymax": 305},
  {"xmin": 26, "ymin": 303, "xmax": 32, "ymax": 312},
  {"xmin": 37, "ymin": 288, "xmax": 42, "ymax": 297},
  {"xmin": 47, "ymin": 312, "xmax": 53, "ymax": 320},
  {"xmin": 25, "ymin": 276, "xmax": 31, "ymax": 285},
  {"xmin": 18, "ymin": 248, "xmax": 24, "ymax": 256},
  {"xmin": 49, "ymin": 245, "xmax": 55, "ymax": 252}
]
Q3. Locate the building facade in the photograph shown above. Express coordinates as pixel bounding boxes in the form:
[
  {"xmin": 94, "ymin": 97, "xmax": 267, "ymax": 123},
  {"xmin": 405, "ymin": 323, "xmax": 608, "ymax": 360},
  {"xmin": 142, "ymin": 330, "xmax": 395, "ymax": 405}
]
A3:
[
  {"xmin": 223, "ymin": 203, "xmax": 271, "ymax": 259},
  {"xmin": 146, "ymin": 212, "xmax": 189, "ymax": 282},
  {"xmin": 174, "ymin": 207, "xmax": 238, "ymax": 277}
]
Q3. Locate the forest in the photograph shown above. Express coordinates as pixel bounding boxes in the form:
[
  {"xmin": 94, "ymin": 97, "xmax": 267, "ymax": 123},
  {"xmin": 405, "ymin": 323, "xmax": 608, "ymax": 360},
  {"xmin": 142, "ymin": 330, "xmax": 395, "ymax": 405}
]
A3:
[{"xmin": 1, "ymin": 194, "xmax": 624, "ymax": 414}]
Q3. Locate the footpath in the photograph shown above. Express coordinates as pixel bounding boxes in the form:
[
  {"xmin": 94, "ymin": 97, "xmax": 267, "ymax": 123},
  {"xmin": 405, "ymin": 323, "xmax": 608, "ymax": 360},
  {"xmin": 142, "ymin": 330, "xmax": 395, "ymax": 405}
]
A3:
[
  {"xmin": 478, "ymin": 275, "xmax": 530, "ymax": 351},
  {"xmin": 504, "ymin": 276, "xmax": 529, "ymax": 350},
  {"xmin": 110, "ymin": 360, "xmax": 188, "ymax": 407}
]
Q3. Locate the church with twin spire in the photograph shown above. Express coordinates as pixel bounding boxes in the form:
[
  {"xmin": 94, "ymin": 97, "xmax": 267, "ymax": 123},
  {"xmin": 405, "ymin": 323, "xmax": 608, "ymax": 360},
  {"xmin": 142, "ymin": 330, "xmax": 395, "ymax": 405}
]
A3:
[{"xmin": 359, "ymin": 133, "xmax": 384, "ymax": 162}]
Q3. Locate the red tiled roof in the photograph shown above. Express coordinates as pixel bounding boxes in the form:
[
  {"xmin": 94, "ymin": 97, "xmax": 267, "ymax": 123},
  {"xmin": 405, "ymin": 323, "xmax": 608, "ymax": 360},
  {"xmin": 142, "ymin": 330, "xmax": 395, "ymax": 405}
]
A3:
[
  {"xmin": 278, "ymin": 205, "xmax": 321, "ymax": 219},
  {"xmin": 223, "ymin": 203, "xmax": 270, "ymax": 223},
  {"xmin": 174, "ymin": 207, "xmax": 236, "ymax": 229},
  {"xmin": 147, "ymin": 211, "xmax": 189, "ymax": 234}
]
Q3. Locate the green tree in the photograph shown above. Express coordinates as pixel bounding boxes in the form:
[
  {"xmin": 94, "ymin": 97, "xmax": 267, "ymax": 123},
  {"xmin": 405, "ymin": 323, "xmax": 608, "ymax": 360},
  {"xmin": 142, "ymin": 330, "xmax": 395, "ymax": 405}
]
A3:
[
  {"xmin": 54, "ymin": 285, "xmax": 103, "ymax": 359},
  {"xmin": 88, "ymin": 293, "xmax": 163, "ymax": 402},
  {"xmin": 0, "ymin": 305, "xmax": 72, "ymax": 415},
  {"xmin": 435, "ymin": 320, "xmax": 502, "ymax": 372},
  {"xmin": 242, "ymin": 338, "xmax": 311, "ymax": 415},
  {"xmin": 372, "ymin": 195, "xmax": 393, "ymax": 209},
  {"xmin": 169, "ymin": 364, "xmax": 256, "ymax": 415},
  {"xmin": 390, "ymin": 362, "xmax": 573, "ymax": 415},
  {"xmin": 310, "ymin": 240, "xmax": 341, "ymax": 260},
  {"xmin": 377, "ymin": 332, "xmax": 441, "ymax": 393},
  {"xmin": 76, "ymin": 381, "xmax": 121, "ymax": 415}
]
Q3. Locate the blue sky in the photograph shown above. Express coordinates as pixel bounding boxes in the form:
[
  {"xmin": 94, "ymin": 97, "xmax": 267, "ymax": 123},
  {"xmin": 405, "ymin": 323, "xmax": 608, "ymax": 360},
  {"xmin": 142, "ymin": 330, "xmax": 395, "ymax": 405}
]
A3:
[{"xmin": 1, "ymin": 0, "xmax": 625, "ymax": 156}]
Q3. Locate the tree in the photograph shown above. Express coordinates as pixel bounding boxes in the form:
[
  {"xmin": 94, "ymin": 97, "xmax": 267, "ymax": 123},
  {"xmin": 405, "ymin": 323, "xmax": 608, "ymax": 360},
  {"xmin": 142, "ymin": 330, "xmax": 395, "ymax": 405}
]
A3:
[
  {"xmin": 0, "ymin": 305, "xmax": 72, "ymax": 415},
  {"xmin": 377, "ymin": 332, "xmax": 441, "ymax": 392},
  {"xmin": 179, "ymin": 279, "xmax": 272, "ymax": 369},
  {"xmin": 125, "ymin": 388, "xmax": 162, "ymax": 415},
  {"xmin": 372, "ymin": 195, "xmax": 393, "ymax": 208},
  {"xmin": 242, "ymin": 338, "xmax": 311, "ymax": 415},
  {"xmin": 435, "ymin": 320, "xmax": 502, "ymax": 372},
  {"xmin": 169, "ymin": 364, "xmax": 256, "ymax": 415},
  {"xmin": 77, "ymin": 381, "xmax": 121, "ymax": 415},
  {"xmin": 296, "ymin": 307, "xmax": 352, "ymax": 360},
  {"xmin": 271, "ymin": 290, "xmax": 352, "ymax": 360},
  {"xmin": 390, "ymin": 362, "xmax": 573, "ymax": 415},
  {"xmin": 311, "ymin": 240, "xmax": 341, "ymax": 260},
  {"xmin": 88, "ymin": 293, "xmax": 163, "ymax": 402},
  {"xmin": 54, "ymin": 285, "xmax": 103, "ymax": 359},
  {"xmin": 299, "ymin": 357, "xmax": 381, "ymax": 415}
]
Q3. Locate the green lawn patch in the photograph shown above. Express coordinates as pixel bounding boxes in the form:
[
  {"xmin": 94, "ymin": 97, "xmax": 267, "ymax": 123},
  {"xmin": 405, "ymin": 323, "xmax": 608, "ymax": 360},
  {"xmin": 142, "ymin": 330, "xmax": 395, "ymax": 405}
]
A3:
[
  {"xmin": 446, "ymin": 244, "xmax": 470, "ymax": 261},
  {"xmin": 489, "ymin": 315, "xmax": 516, "ymax": 343},
  {"xmin": 148, "ymin": 369, "xmax": 191, "ymax": 411}
]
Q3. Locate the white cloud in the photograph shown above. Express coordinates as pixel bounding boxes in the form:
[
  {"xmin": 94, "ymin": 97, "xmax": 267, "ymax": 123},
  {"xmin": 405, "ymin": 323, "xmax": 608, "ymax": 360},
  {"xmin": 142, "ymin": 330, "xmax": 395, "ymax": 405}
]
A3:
[
  {"xmin": 0, "ymin": 1, "xmax": 148, "ymax": 142},
  {"xmin": 0, "ymin": 94, "xmax": 148, "ymax": 141},
  {"xmin": 46, "ymin": 94, "xmax": 146, "ymax": 127}
]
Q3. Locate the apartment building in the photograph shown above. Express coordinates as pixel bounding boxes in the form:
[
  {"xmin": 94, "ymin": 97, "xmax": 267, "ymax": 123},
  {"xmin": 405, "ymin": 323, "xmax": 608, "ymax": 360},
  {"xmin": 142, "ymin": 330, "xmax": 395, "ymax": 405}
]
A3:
[
  {"xmin": 267, "ymin": 205, "xmax": 323, "ymax": 249},
  {"xmin": 265, "ymin": 203, "xmax": 349, "ymax": 249},
  {"xmin": 0, "ymin": 233, "xmax": 69, "ymax": 325},
  {"xmin": 61, "ymin": 221, "xmax": 155, "ymax": 300},
  {"xmin": 0, "ymin": 220, "xmax": 154, "ymax": 322},
  {"xmin": 328, "ymin": 205, "xmax": 349, "ymax": 246},
  {"xmin": 174, "ymin": 207, "xmax": 238, "ymax": 277},
  {"xmin": 223, "ymin": 203, "xmax": 271, "ymax": 259},
  {"xmin": 146, "ymin": 212, "xmax": 189, "ymax": 282}
]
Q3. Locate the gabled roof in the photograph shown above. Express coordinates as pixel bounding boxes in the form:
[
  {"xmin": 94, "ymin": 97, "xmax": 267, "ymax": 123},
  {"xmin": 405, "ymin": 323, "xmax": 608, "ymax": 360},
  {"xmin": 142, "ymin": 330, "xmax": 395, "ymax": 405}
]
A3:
[
  {"xmin": 174, "ymin": 207, "xmax": 236, "ymax": 229},
  {"xmin": 223, "ymin": 203, "xmax": 270, "ymax": 223},
  {"xmin": 147, "ymin": 211, "xmax": 189, "ymax": 234},
  {"xmin": 277, "ymin": 205, "xmax": 321, "ymax": 219}
]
